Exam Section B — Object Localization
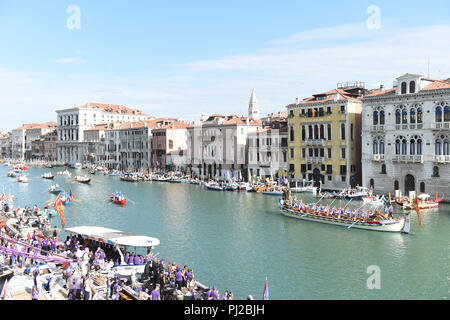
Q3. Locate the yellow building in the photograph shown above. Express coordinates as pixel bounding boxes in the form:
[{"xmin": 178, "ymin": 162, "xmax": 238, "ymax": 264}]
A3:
[{"xmin": 286, "ymin": 83, "xmax": 364, "ymax": 190}]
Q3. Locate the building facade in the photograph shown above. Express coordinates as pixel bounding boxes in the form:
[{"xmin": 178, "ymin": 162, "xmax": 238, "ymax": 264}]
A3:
[
  {"xmin": 361, "ymin": 73, "xmax": 450, "ymax": 200},
  {"xmin": 56, "ymin": 103, "xmax": 149, "ymax": 165},
  {"xmin": 0, "ymin": 132, "xmax": 12, "ymax": 159},
  {"xmin": 287, "ymin": 84, "xmax": 365, "ymax": 190},
  {"xmin": 247, "ymin": 118, "xmax": 289, "ymax": 180}
]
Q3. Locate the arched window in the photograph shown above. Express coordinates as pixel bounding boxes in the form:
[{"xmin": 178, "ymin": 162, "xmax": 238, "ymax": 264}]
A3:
[
  {"xmin": 445, "ymin": 106, "xmax": 450, "ymax": 122},
  {"xmin": 341, "ymin": 124, "xmax": 346, "ymax": 140},
  {"xmin": 409, "ymin": 81, "xmax": 416, "ymax": 94},
  {"xmin": 417, "ymin": 108, "xmax": 423, "ymax": 123},
  {"xmin": 379, "ymin": 140, "xmax": 385, "ymax": 154},
  {"xmin": 381, "ymin": 164, "xmax": 386, "ymax": 174},
  {"xmin": 395, "ymin": 109, "xmax": 401, "ymax": 124},
  {"xmin": 401, "ymin": 82, "xmax": 407, "ymax": 94},
  {"xmin": 314, "ymin": 125, "xmax": 319, "ymax": 140},
  {"xmin": 402, "ymin": 109, "xmax": 408, "ymax": 124},
  {"xmin": 435, "ymin": 139, "xmax": 442, "ymax": 155},
  {"xmin": 410, "ymin": 139, "xmax": 415, "ymax": 155},
  {"xmin": 444, "ymin": 139, "xmax": 449, "ymax": 155},
  {"xmin": 436, "ymin": 107, "xmax": 443, "ymax": 122},
  {"xmin": 410, "ymin": 108, "xmax": 416, "ymax": 124},
  {"xmin": 290, "ymin": 126, "xmax": 294, "ymax": 141},
  {"xmin": 327, "ymin": 124, "xmax": 332, "ymax": 140},
  {"xmin": 301, "ymin": 126, "xmax": 306, "ymax": 141},
  {"xmin": 319, "ymin": 125, "xmax": 324, "ymax": 140},
  {"xmin": 373, "ymin": 111, "xmax": 379, "ymax": 125},
  {"xmin": 373, "ymin": 140, "xmax": 378, "ymax": 154},
  {"xmin": 370, "ymin": 179, "xmax": 374, "ymax": 188},
  {"xmin": 308, "ymin": 125, "xmax": 313, "ymax": 139},
  {"xmin": 379, "ymin": 110, "xmax": 385, "ymax": 125},
  {"xmin": 417, "ymin": 139, "xmax": 422, "ymax": 155},
  {"xmin": 420, "ymin": 182, "xmax": 425, "ymax": 193},
  {"xmin": 433, "ymin": 166, "xmax": 439, "ymax": 177},
  {"xmin": 394, "ymin": 180, "xmax": 399, "ymax": 190},
  {"xmin": 402, "ymin": 139, "xmax": 407, "ymax": 155},
  {"xmin": 395, "ymin": 139, "xmax": 401, "ymax": 155}
]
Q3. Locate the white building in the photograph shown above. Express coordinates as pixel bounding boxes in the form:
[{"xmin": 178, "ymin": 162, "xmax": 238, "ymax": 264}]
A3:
[
  {"xmin": 361, "ymin": 73, "xmax": 450, "ymax": 201},
  {"xmin": 105, "ymin": 118, "xmax": 175, "ymax": 171},
  {"xmin": 56, "ymin": 103, "xmax": 149, "ymax": 165},
  {"xmin": 186, "ymin": 91, "xmax": 263, "ymax": 181}
]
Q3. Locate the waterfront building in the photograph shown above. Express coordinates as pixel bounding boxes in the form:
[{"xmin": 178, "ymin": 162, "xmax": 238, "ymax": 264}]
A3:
[
  {"xmin": 56, "ymin": 103, "xmax": 149, "ymax": 165},
  {"xmin": 43, "ymin": 130, "xmax": 58, "ymax": 161},
  {"xmin": 151, "ymin": 121, "xmax": 192, "ymax": 172},
  {"xmin": 0, "ymin": 132, "xmax": 12, "ymax": 159},
  {"xmin": 105, "ymin": 118, "xmax": 175, "ymax": 171},
  {"xmin": 247, "ymin": 116, "xmax": 289, "ymax": 180},
  {"xmin": 361, "ymin": 73, "xmax": 450, "ymax": 201},
  {"xmin": 286, "ymin": 83, "xmax": 365, "ymax": 190},
  {"xmin": 186, "ymin": 91, "xmax": 263, "ymax": 181},
  {"xmin": 11, "ymin": 122, "xmax": 57, "ymax": 160}
]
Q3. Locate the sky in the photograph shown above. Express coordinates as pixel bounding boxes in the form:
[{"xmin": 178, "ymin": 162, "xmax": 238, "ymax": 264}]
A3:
[{"xmin": 0, "ymin": 0, "xmax": 449, "ymax": 130}]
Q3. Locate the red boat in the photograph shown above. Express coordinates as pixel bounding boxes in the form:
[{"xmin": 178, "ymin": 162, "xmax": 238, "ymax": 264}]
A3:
[
  {"xmin": 110, "ymin": 193, "xmax": 126, "ymax": 205},
  {"xmin": 396, "ymin": 194, "xmax": 442, "ymax": 210}
]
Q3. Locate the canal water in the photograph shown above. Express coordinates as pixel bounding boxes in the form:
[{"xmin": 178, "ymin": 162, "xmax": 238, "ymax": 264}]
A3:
[{"xmin": 1, "ymin": 166, "xmax": 448, "ymax": 300}]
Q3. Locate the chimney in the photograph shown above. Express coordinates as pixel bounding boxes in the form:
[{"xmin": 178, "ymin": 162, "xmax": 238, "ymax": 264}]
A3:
[{"xmin": 380, "ymin": 84, "xmax": 384, "ymax": 90}]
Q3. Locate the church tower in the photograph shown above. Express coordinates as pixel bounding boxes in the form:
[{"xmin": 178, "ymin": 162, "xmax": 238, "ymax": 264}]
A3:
[{"xmin": 248, "ymin": 89, "xmax": 259, "ymax": 119}]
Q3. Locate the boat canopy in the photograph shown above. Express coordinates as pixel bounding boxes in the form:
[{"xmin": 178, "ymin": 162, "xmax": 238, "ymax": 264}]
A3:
[{"xmin": 65, "ymin": 226, "xmax": 160, "ymax": 248}]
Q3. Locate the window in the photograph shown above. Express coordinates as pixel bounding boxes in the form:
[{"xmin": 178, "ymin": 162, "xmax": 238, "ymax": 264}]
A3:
[
  {"xmin": 301, "ymin": 126, "xmax": 306, "ymax": 141},
  {"xmin": 289, "ymin": 164, "xmax": 295, "ymax": 172},
  {"xmin": 394, "ymin": 180, "xmax": 399, "ymax": 190},
  {"xmin": 401, "ymin": 82, "xmax": 407, "ymax": 94},
  {"xmin": 302, "ymin": 148, "xmax": 306, "ymax": 158},
  {"xmin": 370, "ymin": 179, "xmax": 374, "ymax": 188},
  {"xmin": 435, "ymin": 139, "xmax": 442, "ymax": 155},
  {"xmin": 341, "ymin": 123, "xmax": 346, "ymax": 140},
  {"xmin": 395, "ymin": 109, "xmax": 401, "ymax": 124},
  {"xmin": 420, "ymin": 182, "xmax": 425, "ymax": 193},
  {"xmin": 327, "ymin": 124, "xmax": 332, "ymax": 140},
  {"xmin": 410, "ymin": 108, "xmax": 416, "ymax": 124},
  {"xmin": 341, "ymin": 148, "xmax": 346, "ymax": 159},
  {"xmin": 417, "ymin": 108, "xmax": 423, "ymax": 123},
  {"xmin": 340, "ymin": 165, "xmax": 347, "ymax": 175},
  {"xmin": 381, "ymin": 164, "xmax": 386, "ymax": 174},
  {"xmin": 379, "ymin": 110, "xmax": 385, "ymax": 125},
  {"xmin": 301, "ymin": 164, "xmax": 306, "ymax": 173},
  {"xmin": 436, "ymin": 107, "xmax": 443, "ymax": 122},
  {"xmin": 409, "ymin": 81, "xmax": 415, "ymax": 94},
  {"xmin": 328, "ymin": 148, "xmax": 332, "ymax": 158},
  {"xmin": 351, "ymin": 124, "xmax": 354, "ymax": 140},
  {"xmin": 402, "ymin": 109, "xmax": 408, "ymax": 124},
  {"xmin": 307, "ymin": 164, "xmax": 312, "ymax": 171},
  {"xmin": 290, "ymin": 148, "xmax": 294, "ymax": 158},
  {"xmin": 326, "ymin": 165, "xmax": 332, "ymax": 174},
  {"xmin": 373, "ymin": 111, "xmax": 378, "ymax": 125},
  {"xmin": 290, "ymin": 127, "xmax": 294, "ymax": 142},
  {"xmin": 433, "ymin": 166, "xmax": 439, "ymax": 177},
  {"xmin": 417, "ymin": 140, "xmax": 423, "ymax": 155},
  {"xmin": 320, "ymin": 125, "xmax": 324, "ymax": 140}
]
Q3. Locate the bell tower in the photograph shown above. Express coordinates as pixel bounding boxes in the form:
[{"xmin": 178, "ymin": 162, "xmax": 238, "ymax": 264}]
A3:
[{"xmin": 248, "ymin": 89, "xmax": 259, "ymax": 119}]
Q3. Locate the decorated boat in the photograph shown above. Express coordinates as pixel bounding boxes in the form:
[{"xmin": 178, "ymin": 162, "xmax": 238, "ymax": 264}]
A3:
[
  {"xmin": 278, "ymin": 198, "xmax": 409, "ymax": 233},
  {"xmin": 317, "ymin": 191, "xmax": 337, "ymax": 199},
  {"xmin": 110, "ymin": 192, "xmax": 127, "ymax": 205},
  {"xmin": 7, "ymin": 170, "xmax": 17, "ymax": 178},
  {"xmin": 42, "ymin": 172, "xmax": 55, "ymax": 180},
  {"xmin": 17, "ymin": 174, "xmax": 29, "ymax": 183},
  {"xmin": 74, "ymin": 175, "xmax": 91, "ymax": 184},
  {"xmin": 262, "ymin": 186, "xmax": 283, "ymax": 196},
  {"xmin": 60, "ymin": 192, "xmax": 73, "ymax": 205},
  {"xmin": 48, "ymin": 184, "xmax": 62, "ymax": 195},
  {"xmin": 223, "ymin": 182, "xmax": 239, "ymax": 191},
  {"xmin": 400, "ymin": 194, "xmax": 442, "ymax": 210}
]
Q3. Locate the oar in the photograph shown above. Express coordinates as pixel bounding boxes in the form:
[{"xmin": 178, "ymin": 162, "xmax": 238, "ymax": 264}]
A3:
[
  {"xmin": 315, "ymin": 193, "xmax": 326, "ymax": 205},
  {"xmin": 342, "ymin": 198, "xmax": 353, "ymax": 210}
]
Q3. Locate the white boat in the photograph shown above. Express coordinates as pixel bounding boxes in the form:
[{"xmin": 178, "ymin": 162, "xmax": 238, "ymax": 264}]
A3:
[
  {"xmin": 204, "ymin": 181, "xmax": 223, "ymax": 191},
  {"xmin": 339, "ymin": 186, "xmax": 371, "ymax": 200},
  {"xmin": 57, "ymin": 170, "xmax": 71, "ymax": 177},
  {"xmin": 65, "ymin": 226, "xmax": 160, "ymax": 278},
  {"xmin": 362, "ymin": 194, "xmax": 386, "ymax": 206},
  {"xmin": 290, "ymin": 180, "xmax": 316, "ymax": 193},
  {"xmin": 278, "ymin": 200, "xmax": 408, "ymax": 233},
  {"xmin": 74, "ymin": 175, "xmax": 91, "ymax": 184},
  {"xmin": 17, "ymin": 174, "xmax": 29, "ymax": 183}
]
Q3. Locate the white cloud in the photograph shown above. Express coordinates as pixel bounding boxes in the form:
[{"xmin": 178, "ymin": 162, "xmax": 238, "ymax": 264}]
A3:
[{"xmin": 51, "ymin": 57, "xmax": 86, "ymax": 64}]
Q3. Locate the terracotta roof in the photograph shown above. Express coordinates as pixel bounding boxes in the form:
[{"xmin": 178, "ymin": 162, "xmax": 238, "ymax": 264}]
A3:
[
  {"xmin": 364, "ymin": 78, "xmax": 450, "ymax": 98},
  {"xmin": 153, "ymin": 121, "xmax": 191, "ymax": 130},
  {"xmin": 364, "ymin": 87, "xmax": 397, "ymax": 97},
  {"xmin": 421, "ymin": 80, "xmax": 450, "ymax": 91},
  {"xmin": 79, "ymin": 102, "xmax": 147, "ymax": 116},
  {"xmin": 287, "ymin": 88, "xmax": 360, "ymax": 108},
  {"xmin": 13, "ymin": 122, "xmax": 57, "ymax": 131}
]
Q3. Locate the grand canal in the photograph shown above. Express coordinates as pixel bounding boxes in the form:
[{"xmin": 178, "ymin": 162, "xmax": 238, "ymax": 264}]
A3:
[{"xmin": 2, "ymin": 166, "xmax": 449, "ymax": 300}]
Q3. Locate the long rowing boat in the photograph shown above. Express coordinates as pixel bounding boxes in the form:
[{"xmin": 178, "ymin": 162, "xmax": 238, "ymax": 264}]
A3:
[{"xmin": 278, "ymin": 199, "xmax": 408, "ymax": 233}]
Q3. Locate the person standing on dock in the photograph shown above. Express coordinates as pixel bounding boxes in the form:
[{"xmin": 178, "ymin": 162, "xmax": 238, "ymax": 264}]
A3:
[{"xmin": 150, "ymin": 285, "xmax": 161, "ymax": 300}]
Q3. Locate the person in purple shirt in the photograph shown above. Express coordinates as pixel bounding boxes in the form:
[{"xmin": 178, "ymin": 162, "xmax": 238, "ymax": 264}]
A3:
[
  {"xmin": 31, "ymin": 285, "xmax": 39, "ymax": 300},
  {"xmin": 134, "ymin": 255, "xmax": 140, "ymax": 265},
  {"xmin": 212, "ymin": 287, "xmax": 219, "ymax": 300},
  {"xmin": 125, "ymin": 253, "xmax": 130, "ymax": 264},
  {"xmin": 175, "ymin": 268, "xmax": 183, "ymax": 290},
  {"xmin": 205, "ymin": 287, "xmax": 213, "ymax": 300},
  {"xmin": 150, "ymin": 285, "xmax": 161, "ymax": 300}
]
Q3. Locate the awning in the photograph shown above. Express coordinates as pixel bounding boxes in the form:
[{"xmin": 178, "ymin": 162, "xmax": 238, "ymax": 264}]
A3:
[{"xmin": 65, "ymin": 226, "xmax": 160, "ymax": 248}]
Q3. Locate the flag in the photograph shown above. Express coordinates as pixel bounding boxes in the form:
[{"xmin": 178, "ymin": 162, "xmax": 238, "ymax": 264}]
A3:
[
  {"xmin": 262, "ymin": 277, "xmax": 269, "ymax": 300},
  {"xmin": 69, "ymin": 189, "xmax": 76, "ymax": 200},
  {"xmin": 53, "ymin": 193, "xmax": 65, "ymax": 228},
  {"xmin": 1, "ymin": 279, "xmax": 8, "ymax": 300},
  {"xmin": 415, "ymin": 198, "xmax": 422, "ymax": 228}
]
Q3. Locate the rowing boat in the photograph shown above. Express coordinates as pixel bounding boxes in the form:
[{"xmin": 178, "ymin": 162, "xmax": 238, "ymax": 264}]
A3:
[
  {"xmin": 110, "ymin": 192, "xmax": 126, "ymax": 205},
  {"xmin": 278, "ymin": 200, "xmax": 408, "ymax": 233},
  {"xmin": 74, "ymin": 175, "xmax": 91, "ymax": 184}
]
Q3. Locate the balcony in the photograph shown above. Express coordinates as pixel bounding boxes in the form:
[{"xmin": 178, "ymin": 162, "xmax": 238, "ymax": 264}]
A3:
[
  {"xmin": 409, "ymin": 124, "xmax": 423, "ymax": 130},
  {"xmin": 305, "ymin": 139, "xmax": 325, "ymax": 146},
  {"xmin": 433, "ymin": 155, "xmax": 450, "ymax": 163},
  {"xmin": 370, "ymin": 125, "xmax": 386, "ymax": 132},
  {"xmin": 373, "ymin": 154, "xmax": 385, "ymax": 162},
  {"xmin": 392, "ymin": 155, "xmax": 424, "ymax": 163},
  {"xmin": 395, "ymin": 124, "xmax": 409, "ymax": 130},
  {"xmin": 431, "ymin": 122, "xmax": 450, "ymax": 130},
  {"xmin": 306, "ymin": 156, "xmax": 325, "ymax": 163}
]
